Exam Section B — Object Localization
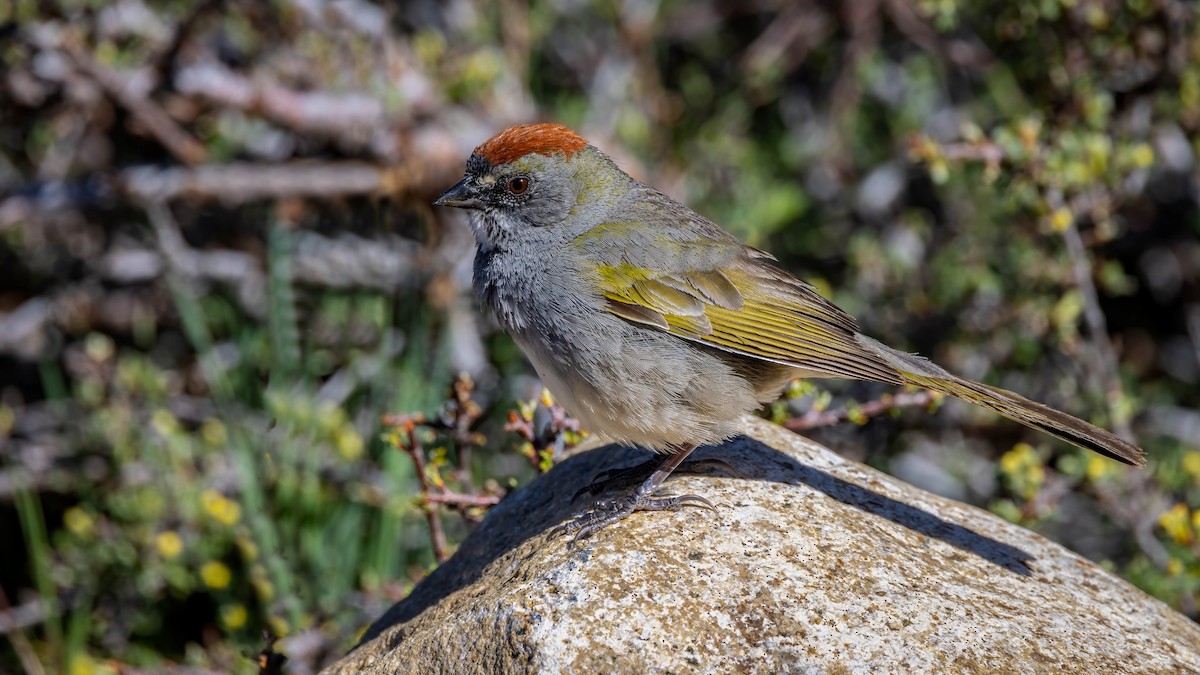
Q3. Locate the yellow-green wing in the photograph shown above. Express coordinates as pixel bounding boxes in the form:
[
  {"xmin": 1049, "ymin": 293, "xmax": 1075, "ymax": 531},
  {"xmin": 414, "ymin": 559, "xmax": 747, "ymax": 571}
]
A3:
[{"xmin": 595, "ymin": 261, "xmax": 903, "ymax": 384}]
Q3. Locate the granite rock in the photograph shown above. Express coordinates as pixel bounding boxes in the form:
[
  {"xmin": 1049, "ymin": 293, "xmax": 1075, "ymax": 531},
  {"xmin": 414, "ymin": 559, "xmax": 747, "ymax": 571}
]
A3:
[{"xmin": 325, "ymin": 416, "xmax": 1200, "ymax": 674}]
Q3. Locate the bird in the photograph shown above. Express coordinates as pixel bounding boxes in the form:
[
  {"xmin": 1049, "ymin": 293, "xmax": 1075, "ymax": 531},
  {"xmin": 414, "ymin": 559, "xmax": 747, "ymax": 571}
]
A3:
[{"xmin": 434, "ymin": 123, "xmax": 1146, "ymax": 539}]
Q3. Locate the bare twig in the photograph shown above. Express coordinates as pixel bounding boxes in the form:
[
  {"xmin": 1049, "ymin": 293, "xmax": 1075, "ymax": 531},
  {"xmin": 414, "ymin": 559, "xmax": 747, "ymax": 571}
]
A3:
[
  {"xmin": 174, "ymin": 61, "xmax": 388, "ymax": 144},
  {"xmin": 120, "ymin": 161, "xmax": 424, "ymax": 204},
  {"xmin": 388, "ymin": 416, "xmax": 449, "ymax": 563},
  {"xmin": 0, "ymin": 160, "xmax": 433, "ymax": 231},
  {"xmin": 936, "ymin": 139, "xmax": 1007, "ymax": 168},
  {"xmin": 447, "ymin": 376, "xmax": 483, "ymax": 483},
  {"xmin": 784, "ymin": 389, "xmax": 942, "ymax": 432},
  {"xmin": 382, "ymin": 375, "xmax": 502, "ymax": 562},
  {"xmin": 0, "ymin": 230, "xmax": 430, "ymax": 361},
  {"xmin": 423, "ymin": 492, "xmax": 501, "ymax": 508},
  {"xmin": 62, "ymin": 40, "xmax": 208, "ymax": 165}
]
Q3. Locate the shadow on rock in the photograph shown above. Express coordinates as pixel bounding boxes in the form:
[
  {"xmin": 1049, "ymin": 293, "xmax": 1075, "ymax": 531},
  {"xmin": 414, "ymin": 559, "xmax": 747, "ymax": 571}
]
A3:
[
  {"xmin": 702, "ymin": 436, "xmax": 1034, "ymax": 575},
  {"xmin": 354, "ymin": 433, "xmax": 1033, "ymax": 647}
]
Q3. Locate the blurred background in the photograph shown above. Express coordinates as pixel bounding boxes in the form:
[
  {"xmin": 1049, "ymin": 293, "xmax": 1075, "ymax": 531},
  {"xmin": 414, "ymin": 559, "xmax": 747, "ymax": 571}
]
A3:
[{"xmin": 2, "ymin": 0, "xmax": 1199, "ymax": 672}]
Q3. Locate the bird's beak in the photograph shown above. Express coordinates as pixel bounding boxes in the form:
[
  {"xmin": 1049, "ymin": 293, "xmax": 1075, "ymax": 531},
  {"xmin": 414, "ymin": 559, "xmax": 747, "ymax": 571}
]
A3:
[{"xmin": 434, "ymin": 178, "xmax": 483, "ymax": 210}]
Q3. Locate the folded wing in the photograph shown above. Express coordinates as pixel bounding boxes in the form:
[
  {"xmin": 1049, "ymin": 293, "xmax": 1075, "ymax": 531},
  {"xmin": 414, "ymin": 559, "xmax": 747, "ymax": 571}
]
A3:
[{"xmin": 595, "ymin": 260, "xmax": 903, "ymax": 384}]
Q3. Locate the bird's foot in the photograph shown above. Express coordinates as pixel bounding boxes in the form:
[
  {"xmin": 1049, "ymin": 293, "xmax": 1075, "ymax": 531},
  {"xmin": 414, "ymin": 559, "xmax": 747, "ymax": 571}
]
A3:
[
  {"xmin": 553, "ymin": 443, "xmax": 713, "ymax": 542},
  {"xmin": 553, "ymin": 483, "xmax": 714, "ymax": 542}
]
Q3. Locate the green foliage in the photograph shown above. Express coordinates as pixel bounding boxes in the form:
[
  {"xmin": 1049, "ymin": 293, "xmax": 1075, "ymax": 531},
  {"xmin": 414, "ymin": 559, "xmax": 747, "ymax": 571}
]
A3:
[{"xmin": 9, "ymin": 271, "xmax": 466, "ymax": 669}]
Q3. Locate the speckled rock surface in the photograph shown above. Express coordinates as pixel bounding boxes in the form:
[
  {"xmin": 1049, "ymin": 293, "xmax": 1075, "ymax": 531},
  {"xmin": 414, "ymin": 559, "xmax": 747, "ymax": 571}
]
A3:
[{"xmin": 325, "ymin": 416, "xmax": 1200, "ymax": 674}]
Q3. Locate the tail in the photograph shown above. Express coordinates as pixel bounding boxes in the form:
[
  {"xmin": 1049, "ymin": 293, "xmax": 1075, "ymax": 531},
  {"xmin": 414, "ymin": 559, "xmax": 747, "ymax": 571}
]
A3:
[{"xmin": 856, "ymin": 335, "xmax": 1146, "ymax": 467}]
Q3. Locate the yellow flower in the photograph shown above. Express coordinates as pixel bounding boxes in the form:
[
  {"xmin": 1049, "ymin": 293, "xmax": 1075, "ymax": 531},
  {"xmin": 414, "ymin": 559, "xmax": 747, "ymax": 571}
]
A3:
[
  {"xmin": 1085, "ymin": 455, "xmax": 1118, "ymax": 481},
  {"xmin": 201, "ymin": 419, "xmax": 227, "ymax": 446},
  {"xmin": 69, "ymin": 654, "xmax": 93, "ymax": 675},
  {"xmin": 1167, "ymin": 557, "xmax": 1183, "ymax": 577},
  {"xmin": 151, "ymin": 409, "xmax": 178, "ymax": 436},
  {"xmin": 201, "ymin": 561, "xmax": 232, "ymax": 589},
  {"xmin": 928, "ymin": 157, "xmax": 949, "ymax": 185},
  {"xmin": 1028, "ymin": 464, "xmax": 1046, "ymax": 484},
  {"xmin": 201, "ymin": 489, "xmax": 241, "ymax": 526},
  {"xmin": 84, "ymin": 333, "xmax": 115, "ymax": 363},
  {"xmin": 156, "ymin": 531, "xmax": 183, "ymax": 558},
  {"xmin": 1182, "ymin": 451, "xmax": 1200, "ymax": 480},
  {"xmin": 221, "ymin": 603, "xmax": 248, "ymax": 630},
  {"xmin": 846, "ymin": 405, "xmax": 868, "ymax": 426},
  {"xmin": 237, "ymin": 537, "xmax": 259, "ymax": 562},
  {"xmin": 336, "ymin": 427, "xmax": 364, "ymax": 460},
  {"xmin": 999, "ymin": 443, "xmax": 1045, "ymax": 501},
  {"xmin": 1000, "ymin": 443, "xmax": 1037, "ymax": 475},
  {"xmin": 63, "ymin": 507, "xmax": 94, "ymax": 538},
  {"xmin": 1049, "ymin": 207, "xmax": 1073, "ymax": 232},
  {"xmin": 0, "ymin": 404, "xmax": 14, "ymax": 436},
  {"xmin": 1130, "ymin": 143, "xmax": 1154, "ymax": 168},
  {"xmin": 69, "ymin": 653, "xmax": 117, "ymax": 675},
  {"xmin": 200, "ymin": 489, "xmax": 219, "ymax": 510},
  {"xmin": 412, "ymin": 29, "xmax": 446, "ymax": 65},
  {"xmin": 1017, "ymin": 118, "xmax": 1041, "ymax": 149},
  {"xmin": 1084, "ymin": 4, "xmax": 1108, "ymax": 29},
  {"xmin": 1159, "ymin": 503, "xmax": 1193, "ymax": 545},
  {"xmin": 253, "ymin": 575, "xmax": 275, "ymax": 602}
]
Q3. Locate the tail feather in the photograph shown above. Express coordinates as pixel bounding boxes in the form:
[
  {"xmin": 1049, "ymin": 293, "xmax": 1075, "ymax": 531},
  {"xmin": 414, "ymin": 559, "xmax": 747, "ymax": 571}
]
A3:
[
  {"xmin": 856, "ymin": 335, "xmax": 1146, "ymax": 467},
  {"xmin": 907, "ymin": 372, "xmax": 1145, "ymax": 467}
]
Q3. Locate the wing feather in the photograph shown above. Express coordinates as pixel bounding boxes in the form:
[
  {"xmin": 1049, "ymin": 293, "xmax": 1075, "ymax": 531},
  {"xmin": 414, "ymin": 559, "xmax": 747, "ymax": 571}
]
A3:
[{"xmin": 593, "ymin": 259, "xmax": 902, "ymax": 384}]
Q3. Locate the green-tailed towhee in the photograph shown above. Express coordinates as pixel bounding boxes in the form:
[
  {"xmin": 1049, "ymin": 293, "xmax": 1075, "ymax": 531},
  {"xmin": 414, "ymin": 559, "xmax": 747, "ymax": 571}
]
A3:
[{"xmin": 435, "ymin": 123, "xmax": 1146, "ymax": 538}]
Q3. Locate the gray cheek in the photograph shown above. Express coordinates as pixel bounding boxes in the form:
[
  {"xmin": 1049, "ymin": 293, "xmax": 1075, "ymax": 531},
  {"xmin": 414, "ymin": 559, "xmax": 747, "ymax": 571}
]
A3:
[{"xmin": 523, "ymin": 185, "xmax": 573, "ymax": 227}]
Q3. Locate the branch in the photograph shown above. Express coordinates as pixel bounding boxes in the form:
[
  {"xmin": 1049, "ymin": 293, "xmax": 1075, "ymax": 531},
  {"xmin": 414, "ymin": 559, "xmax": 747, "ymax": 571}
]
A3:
[
  {"xmin": 174, "ymin": 61, "xmax": 391, "ymax": 151},
  {"xmin": 423, "ymin": 492, "xmax": 502, "ymax": 508},
  {"xmin": 120, "ymin": 161, "xmax": 425, "ymax": 203},
  {"xmin": 62, "ymin": 40, "xmax": 208, "ymax": 165},
  {"xmin": 0, "ymin": 160, "xmax": 433, "ymax": 231},
  {"xmin": 382, "ymin": 375, "xmax": 499, "ymax": 563},
  {"xmin": 392, "ymin": 418, "xmax": 450, "ymax": 563},
  {"xmin": 783, "ymin": 389, "xmax": 942, "ymax": 432}
]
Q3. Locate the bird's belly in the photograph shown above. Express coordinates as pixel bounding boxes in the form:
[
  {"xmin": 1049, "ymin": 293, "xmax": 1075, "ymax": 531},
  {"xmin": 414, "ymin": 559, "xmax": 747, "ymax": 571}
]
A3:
[{"xmin": 510, "ymin": 315, "xmax": 768, "ymax": 451}]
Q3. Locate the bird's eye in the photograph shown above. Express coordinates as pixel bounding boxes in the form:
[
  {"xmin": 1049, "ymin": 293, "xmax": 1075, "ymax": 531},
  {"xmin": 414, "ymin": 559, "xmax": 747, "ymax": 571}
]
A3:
[{"xmin": 507, "ymin": 177, "xmax": 530, "ymax": 194}]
